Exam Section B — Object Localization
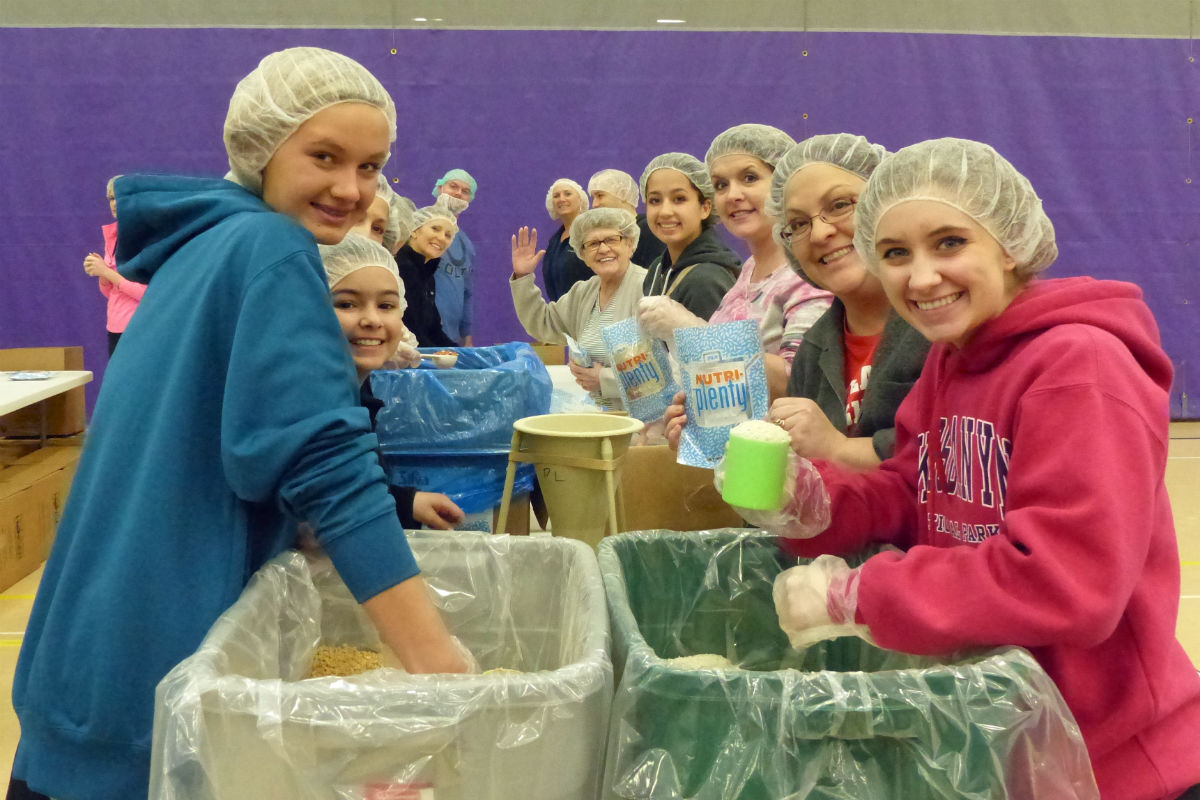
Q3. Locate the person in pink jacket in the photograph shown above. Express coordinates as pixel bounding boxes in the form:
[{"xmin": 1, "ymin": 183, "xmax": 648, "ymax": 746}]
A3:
[
  {"xmin": 770, "ymin": 138, "xmax": 1200, "ymax": 799},
  {"xmin": 83, "ymin": 175, "xmax": 147, "ymax": 355}
]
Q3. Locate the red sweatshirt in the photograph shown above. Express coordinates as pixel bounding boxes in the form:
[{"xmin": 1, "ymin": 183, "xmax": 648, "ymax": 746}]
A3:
[{"xmin": 787, "ymin": 277, "xmax": 1200, "ymax": 799}]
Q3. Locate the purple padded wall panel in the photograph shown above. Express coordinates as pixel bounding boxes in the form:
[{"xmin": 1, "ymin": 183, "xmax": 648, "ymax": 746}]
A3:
[{"xmin": 1, "ymin": 28, "xmax": 1195, "ymax": 417}]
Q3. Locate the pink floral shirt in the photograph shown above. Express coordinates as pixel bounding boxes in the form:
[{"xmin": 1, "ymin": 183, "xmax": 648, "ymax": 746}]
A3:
[{"xmin": 708, "ymin": 255, "xmax": 832, "ymax": 365}]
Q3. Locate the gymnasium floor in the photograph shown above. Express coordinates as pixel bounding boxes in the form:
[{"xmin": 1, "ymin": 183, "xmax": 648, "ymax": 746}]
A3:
[{"xmin": 3, "ymin": 421, "xmax": 1199, "ymax": 779}]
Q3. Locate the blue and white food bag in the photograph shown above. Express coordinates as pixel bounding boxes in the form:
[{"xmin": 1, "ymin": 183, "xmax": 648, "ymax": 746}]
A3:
[
  {"xmin": 676, "ymin": 320, "xmax": 769, "ymax": 468},
  {"xmin": 564, "ymin": 334, "xmax": 593, "ymax": 367},
  {"xmin": 601, "ymin": 317, "xmax": 681, "ymax": 422}
]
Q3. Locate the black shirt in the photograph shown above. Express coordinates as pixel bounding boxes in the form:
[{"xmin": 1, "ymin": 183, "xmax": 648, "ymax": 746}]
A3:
[{"xmin": 395, "ymin": 243, "xmax": 458, "ymax": 348}]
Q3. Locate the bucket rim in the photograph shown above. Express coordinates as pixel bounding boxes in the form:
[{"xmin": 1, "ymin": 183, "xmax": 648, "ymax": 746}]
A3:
[{"xmin": 514, "ymin": 412, "xmax": 645, "ymax": 438}]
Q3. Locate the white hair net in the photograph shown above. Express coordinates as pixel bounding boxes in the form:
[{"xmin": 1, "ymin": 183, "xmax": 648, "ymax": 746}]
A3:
[
  {"xmin": 373, "ymin": 175, "xmax": 408, "ymax": 253},
  {"xmin": 705, "ymin": 123, "xmax": 796, "ymax": 171},
  {"xmin": 545, "ymin": 178, "xmax": 589, "ymax": 221},
  {"xmin": 410, "ymin": 203, "xmax": 460, "ymax": 239},
  {"xmin": 319, "ymin": 233, "xmax": 403, "ymax": 305},
  {"xmin": 224, "ymin": 47, "xmax": 397, "ymax": 195},
  {"xmin": 568, "ymin": 207, "xmax": 642, "ymax": 257},
  {"xmin": 766, "ymin": 133, "xmax": 889, "ymax": 223},
  {"xmin": 587, "ymin": 169, "xmax": 640, "ymax": 209},
  {"xmin": 640, "ymin": 152, "xmax": 715, "ymax": 203},
  {"xmin": 853, "ymin": 137, "xmax": 1057, "ymax": 279}
]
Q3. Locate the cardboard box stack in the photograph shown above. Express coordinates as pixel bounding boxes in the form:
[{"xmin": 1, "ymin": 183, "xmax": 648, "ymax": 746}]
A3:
[
  {"xmin": 0, "ymin": 446, "xmax": 81, "ymax": 591},
  {"xmin": 0, "ymin": 347, "xmax": 88, "ymax": 591}
]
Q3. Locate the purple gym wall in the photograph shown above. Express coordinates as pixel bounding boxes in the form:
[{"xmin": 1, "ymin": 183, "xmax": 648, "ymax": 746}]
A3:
[{"xmin": 1, "ymin": 28, "xmax": 1196, "ymax": 417}]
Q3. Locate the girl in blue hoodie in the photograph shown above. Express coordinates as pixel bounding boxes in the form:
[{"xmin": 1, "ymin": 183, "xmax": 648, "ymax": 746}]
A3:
[{"xmin": 8, "ymin": 47, "xmax": 471, "ymax": 800}]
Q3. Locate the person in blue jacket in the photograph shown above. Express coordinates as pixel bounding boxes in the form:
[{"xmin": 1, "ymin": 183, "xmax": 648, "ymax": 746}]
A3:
[
  {"xmin": 431, "ymin": 168, "xmax": 477, "ymax": 345},
  {"xmin": 7, "ymin": 47, "xmax": 471, "ymax": 800}
]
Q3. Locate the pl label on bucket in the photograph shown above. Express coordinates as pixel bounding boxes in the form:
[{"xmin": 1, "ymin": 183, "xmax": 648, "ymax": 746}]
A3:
[{"xmin": 676, "ymin": 320, "xmax": 768, "ymax": 469}]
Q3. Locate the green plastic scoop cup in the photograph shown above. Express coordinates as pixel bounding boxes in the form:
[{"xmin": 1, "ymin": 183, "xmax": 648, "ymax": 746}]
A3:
[{"xmin": 720, "ymin": 420, "xmax": 791, "ymax": 511}]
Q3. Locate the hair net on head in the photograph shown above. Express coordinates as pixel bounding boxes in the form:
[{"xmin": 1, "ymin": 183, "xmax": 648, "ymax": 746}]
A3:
[
  {"xmin": 587, "ymin": 169, "xmax": 640, "ymax": 208},
  {"xmin": 853, "ymin": 137, "xmax": 1057, "ymax": 279},
  {"xmin": 432, "ymin": 168, "xmax": 477, "ymax": 199},
  {"xmin": 705, "ymin": 124, "xmax": 796, "ymax": 172},
  {"xmin": 374, "ymin": 175, "xmax": 409, "ymax": 252},
  {"xmin": 224, "ymin": 47, "xmax": 397, "ymax": 195},
  {"xmin": 319, "ymin": 233, "xmax": 403, "ymax": 302},
  {"xmin": 410, "ymin": 203, "xmax": 460, "ymax": 238},
  {"xmin": 568, "ymin": 207, "xmax": 642, "ymax": 257},
  {"xmin": 640, "ymin": 152, "xmax": 714, "ymax": 203},
  {"xmin": 545, "ymin": 178, "xmax": 589, "ymax": 221},
  {"xmin": 765, "ymin": 133, "xmax": 888, "ymax": 223}
]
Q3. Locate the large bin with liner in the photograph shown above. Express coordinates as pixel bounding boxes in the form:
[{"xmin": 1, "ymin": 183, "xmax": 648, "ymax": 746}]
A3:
[
  {"xmin": 598, "ymin": 529, "xmax": 1100, "ymax": 800},
  {"xmin": 371, "ymin": 343, "xmax": 552, "ymax": 514},
  {"xmin": 151, "ymin": 532, "xmax": 612, "ymax": 800}
]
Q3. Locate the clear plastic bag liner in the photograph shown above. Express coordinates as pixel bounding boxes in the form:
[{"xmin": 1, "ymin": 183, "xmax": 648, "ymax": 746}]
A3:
[
  {"xmin": 151, "ymin": 533, "xmax": 613, "ymax": 800},
  {"xmin": 597, "ymin": 529, "xmax": 1099, "ymax": 800},
  {"xmin": 372, "ymin": 343, "xmax": 552, "ymax": 456}
]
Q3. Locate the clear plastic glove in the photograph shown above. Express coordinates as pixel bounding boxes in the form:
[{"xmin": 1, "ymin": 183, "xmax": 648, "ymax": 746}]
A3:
[
  {"xmin": 450, "ymin": 635, "xmax": 481, "ymax": 674},
  {"xmin": 637, "ymin": 296, "xmax": 704, "ymax": 345},
  {"xmin": 773, "ymin": 555, "xmax": 872, "ymax": 648},
  {"xmin": 387, "ymin": 340, "xmax": 422, "ymax": 369},
  {"xmin": 714, "ymin": 449, "xmax": 831, "ymax": 538}
]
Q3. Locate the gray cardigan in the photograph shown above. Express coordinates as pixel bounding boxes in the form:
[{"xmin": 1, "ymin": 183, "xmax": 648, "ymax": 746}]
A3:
[
  {"xmin": 786, "ymin": 298, "xmax": 931, "ymax": 460},
  {"xmin": 510, "ymin": 264, "xmax": 648, "ymax": 401}
]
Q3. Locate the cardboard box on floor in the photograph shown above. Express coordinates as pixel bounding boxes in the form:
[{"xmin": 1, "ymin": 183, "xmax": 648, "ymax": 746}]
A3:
[
  {"xmin": 0, "ymin": 446, "xmax": 82, "ymax": 592},
  {"xmin": 619, "ymin": 445, "xmax": 744, "ymax": 532},
  {"xmin": 530, "ymin": 342, "xmax": 567, "ymax": 366},
  {"xmin": 0, "ymin": 346, "xmax": 88, "ymax": 438}
]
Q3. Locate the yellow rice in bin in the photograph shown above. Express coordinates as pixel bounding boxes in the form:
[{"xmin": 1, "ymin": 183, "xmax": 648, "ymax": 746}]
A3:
[{"xmin": 307, "ymin": 644, "xmax": 383, "ymax": 678}]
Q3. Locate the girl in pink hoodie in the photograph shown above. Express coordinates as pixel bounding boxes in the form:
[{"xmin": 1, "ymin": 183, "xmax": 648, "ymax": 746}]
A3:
[
  {"xmin": 771, "ymin": 138, "xmax": 1200, "ymax": 799},
  {"xmin": 83, "ymin": 175, "xmax": 147, "ymax": 355}
]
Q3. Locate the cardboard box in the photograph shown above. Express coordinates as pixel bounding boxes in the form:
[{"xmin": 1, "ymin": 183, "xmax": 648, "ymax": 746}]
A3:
[
  {"xmin": 618, "ymin": 445, "xmax": 745, "ymax": 532},
  {"xmin": 530, "ymin": 342, "xmax": 567, "ymax": 366},
  {"xmin": 0, "ymin": 445, "xmax": 82, "ymax": 591},
  {"xmin": 0, "ymin": 346, "xmax": 88, "ymax": 438}
]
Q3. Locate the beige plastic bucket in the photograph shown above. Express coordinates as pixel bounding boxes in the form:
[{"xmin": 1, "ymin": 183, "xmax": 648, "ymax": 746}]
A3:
[{"xmin": 510, "ymin": 413, "xmax": 644, "ymax": 547}]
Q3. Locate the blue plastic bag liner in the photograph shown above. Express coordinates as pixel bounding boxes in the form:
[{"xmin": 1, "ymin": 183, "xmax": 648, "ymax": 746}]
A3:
[
  {"xmin": 384, "ymin": 454, "xmax": 534, "ymax": 515},
  {"xmin": 597, "ymin": 530, "xmax": 1099, "ymax": 800},
  {"xmin": 676, "ymin": 320, "xmax": 769, "ymax": 469},
  {"xmin": 372, "ymin": 343, "xmax": 551, "ymax": 456},
  {"xmin": 152, "ymin": 534, "xmax": 614, "ymax": 800},
  {"xmin": 601, "ymin": 317, "xmax": 681, "ymax": 423}
]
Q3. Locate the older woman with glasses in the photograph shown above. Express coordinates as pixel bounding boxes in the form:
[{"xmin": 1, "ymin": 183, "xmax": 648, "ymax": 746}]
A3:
[
  {"xmin": 510, "ymin": 208, "xmax": 646, "ymax": 409},
  {"xmin": 665, "ymin": 134, "xmax": 931, "ymax": 470}
]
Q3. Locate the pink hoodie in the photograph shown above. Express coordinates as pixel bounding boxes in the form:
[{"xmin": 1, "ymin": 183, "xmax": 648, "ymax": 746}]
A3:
[
  {"xmin": 789, "ymin": 278, "xmax": 1200, "ymax": 799},
  {"xmin": 97, "ymin": 221, "xmax": 147, "ymax": 333}
]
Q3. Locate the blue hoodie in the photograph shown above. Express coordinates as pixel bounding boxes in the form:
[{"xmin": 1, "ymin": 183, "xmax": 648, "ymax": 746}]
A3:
[{"xmin": 12, "ymin": 175, "xmax": 420, "ymax": 798}]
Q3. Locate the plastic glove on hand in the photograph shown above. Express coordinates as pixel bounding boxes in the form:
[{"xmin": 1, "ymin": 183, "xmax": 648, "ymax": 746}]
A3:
[
  {"xmin": 636, "ymin": 296, "xmax": 704, "ymax": 344},
  {"xmin": 452, "ymin": 635, "xmax": 481, "ymax": 674},
  {"xmin": 773, "ymin": 555, "xmax": 871, "ymax": 648},
  {"xmin": 388, "ymin": 341, "xmax": 423, "ymax": 369},
  {"xmin": 717, "ymin": 450, "xmax": 831, "ymax": 538}
]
